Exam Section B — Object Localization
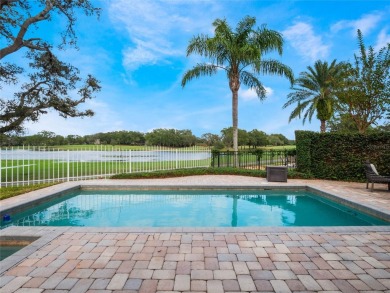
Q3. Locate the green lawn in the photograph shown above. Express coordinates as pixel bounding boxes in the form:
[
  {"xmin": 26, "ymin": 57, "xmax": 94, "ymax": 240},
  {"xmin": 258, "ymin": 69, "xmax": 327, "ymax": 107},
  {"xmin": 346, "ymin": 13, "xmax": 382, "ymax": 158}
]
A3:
[
  {"xmin": 1, "ymin": 158, "xmax": 211, "ymax": 184},
  {"xmin": 0, "ymin": 183, "xmax": 56, "ymax": 200}
]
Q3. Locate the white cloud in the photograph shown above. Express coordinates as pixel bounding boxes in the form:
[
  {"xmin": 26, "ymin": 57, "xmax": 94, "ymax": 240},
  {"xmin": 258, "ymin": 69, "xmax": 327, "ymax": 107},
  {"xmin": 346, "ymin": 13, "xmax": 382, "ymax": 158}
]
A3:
[
  {"xmin": 108, "ymin": 0, "xmax": 218, "ymax": 71},
  {"xmin": 375, "ymin": 28, "xmax": 390, "ymax": 51},
  {"xmin": 240, "ymin": 86, "xmax": 273, "ymax": 101},
  {"xmin": 283, "ymin": 22, "xmax": 329, "ymax": 61},
  {"xmin": 331, "ymin": 11, "xmax": 383, "ymax": 35}
]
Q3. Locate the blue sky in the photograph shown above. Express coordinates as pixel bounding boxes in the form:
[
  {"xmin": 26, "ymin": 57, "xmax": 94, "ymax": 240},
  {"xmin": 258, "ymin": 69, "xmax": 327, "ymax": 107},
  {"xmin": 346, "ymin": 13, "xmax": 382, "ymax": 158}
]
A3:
[{"xmin": 15, "ymin": 0, "xmax": 390, "ymax": 139}]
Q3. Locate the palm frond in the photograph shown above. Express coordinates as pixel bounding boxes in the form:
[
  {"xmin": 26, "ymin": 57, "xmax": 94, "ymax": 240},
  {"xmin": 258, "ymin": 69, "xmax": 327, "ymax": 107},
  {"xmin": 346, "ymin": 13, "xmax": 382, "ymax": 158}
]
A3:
[
  {"xmin": 240, "ymin": 71, "xmax": 266, "ymax": 100},
  {"xmin": 258, "ymin": 59, "xmax": 294, "ymax": 85},
  {"xmin": 254, "ymin": 25, "xmax": 284, "ymax": 55},
  {"xmin": 283, "ymin": 90, "xmax": 315, "ymax": 108},
  {"xmin": 186, "ymin": 35, "xmax": 210, "ymax": 57},
  {"xmin": 236, "ymin": 16, "xmax": 256, "ymax": 45},
  {"xmin": 288, "ymin": 100, "xmax": 312, "ymax": 122},
  {"xmin": 181, "ymin": 63, "xmax": 221, "ymax": 87}
]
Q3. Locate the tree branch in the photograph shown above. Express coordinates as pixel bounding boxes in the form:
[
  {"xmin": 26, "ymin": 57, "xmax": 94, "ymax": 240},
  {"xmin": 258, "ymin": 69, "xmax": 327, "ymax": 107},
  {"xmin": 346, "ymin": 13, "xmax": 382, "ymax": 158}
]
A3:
[
  {"xmin": 0, "ymin": 0, "xmax": 52, "ymax": 59},
  {"xmin": 0, "ymin": 0, "xmax": 17, "ymax": 10}
]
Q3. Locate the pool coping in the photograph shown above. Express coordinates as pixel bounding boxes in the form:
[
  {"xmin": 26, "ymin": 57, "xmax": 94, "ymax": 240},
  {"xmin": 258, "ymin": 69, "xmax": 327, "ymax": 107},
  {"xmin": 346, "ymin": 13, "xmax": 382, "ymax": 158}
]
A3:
[{"xmin": 1, "ymin": 181, "xmax": 390, "ymax": 222}]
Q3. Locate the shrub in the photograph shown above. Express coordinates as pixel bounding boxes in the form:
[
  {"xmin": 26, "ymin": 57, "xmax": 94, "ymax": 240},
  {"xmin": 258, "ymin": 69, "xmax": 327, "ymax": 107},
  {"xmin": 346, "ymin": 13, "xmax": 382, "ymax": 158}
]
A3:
[
  {"xmin": 111, "ymin": 167, "xmax": 312, "ymax": 180},
  {"xmin": 295, "ymin": 131, "xmax": 390, "ymax": 181}
]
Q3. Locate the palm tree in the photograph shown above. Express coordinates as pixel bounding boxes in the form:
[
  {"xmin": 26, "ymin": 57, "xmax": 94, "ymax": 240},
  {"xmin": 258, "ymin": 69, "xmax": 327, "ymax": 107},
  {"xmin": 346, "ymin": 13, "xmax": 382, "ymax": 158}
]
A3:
[
  {"xmin": 181, "ymin": 16, "xmax": 293, "ymax": 166},
  {"xmin": 283, "ymin": 60, "xmax": 343, "ymax": 133}
]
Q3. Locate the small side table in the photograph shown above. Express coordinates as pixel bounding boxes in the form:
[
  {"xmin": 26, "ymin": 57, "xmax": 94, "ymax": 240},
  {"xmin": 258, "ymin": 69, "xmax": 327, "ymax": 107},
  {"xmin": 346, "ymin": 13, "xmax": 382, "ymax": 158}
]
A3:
[{"xmin": 266, "ymin": 166, "xmax": 288, "ymax": 182}]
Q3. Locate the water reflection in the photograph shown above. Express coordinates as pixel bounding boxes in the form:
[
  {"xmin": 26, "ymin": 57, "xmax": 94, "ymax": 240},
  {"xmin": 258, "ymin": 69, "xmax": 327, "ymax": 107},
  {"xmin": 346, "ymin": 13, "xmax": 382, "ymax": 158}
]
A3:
[{"xmin": 3, "ymin": 190, "xmax": 387, "ymax": 227}]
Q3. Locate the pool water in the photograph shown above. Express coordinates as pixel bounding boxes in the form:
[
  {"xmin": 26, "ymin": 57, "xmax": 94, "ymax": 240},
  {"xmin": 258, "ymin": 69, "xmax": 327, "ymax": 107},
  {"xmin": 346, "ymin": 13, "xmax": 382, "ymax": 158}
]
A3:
[
  {"xmin": 1, "ymin": 190, "xmax": 388, "ymax": 227},
  {"xmin": 0, "ymin": 245, "xmax": 26, "ymax": 261}
]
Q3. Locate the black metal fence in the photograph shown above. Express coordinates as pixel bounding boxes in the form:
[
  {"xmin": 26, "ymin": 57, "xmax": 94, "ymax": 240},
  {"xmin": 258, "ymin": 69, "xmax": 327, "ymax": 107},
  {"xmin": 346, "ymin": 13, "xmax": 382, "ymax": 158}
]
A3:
[{"xmin": 211, "ymin": 149, "xmax": 296, "ymax": 169}]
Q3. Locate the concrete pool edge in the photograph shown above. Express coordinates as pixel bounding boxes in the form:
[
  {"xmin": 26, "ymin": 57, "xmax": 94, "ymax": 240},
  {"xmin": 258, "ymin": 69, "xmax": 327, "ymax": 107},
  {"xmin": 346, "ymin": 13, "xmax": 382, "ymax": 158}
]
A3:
[
  {"xmin": 305, "ymin": 186, "xmax": 390, "ymax": 222},
  {"xmin": 1, "ymin": 180, "xmax": 390, "ymax": 223},
  {"xmin": 0, "ymin": 227, "xmax": 68, "ymax": 275}
]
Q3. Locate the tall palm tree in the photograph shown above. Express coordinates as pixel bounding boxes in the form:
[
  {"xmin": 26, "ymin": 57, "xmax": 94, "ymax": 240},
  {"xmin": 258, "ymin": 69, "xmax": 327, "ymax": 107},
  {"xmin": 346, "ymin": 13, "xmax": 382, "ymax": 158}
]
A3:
[
  {"xmin": 283, "ymin": 60, "xmax": 343, "ymax": 133},
  {"xmin": 181, "ymin": 16, "xmax": 293, "ymax": 165}
]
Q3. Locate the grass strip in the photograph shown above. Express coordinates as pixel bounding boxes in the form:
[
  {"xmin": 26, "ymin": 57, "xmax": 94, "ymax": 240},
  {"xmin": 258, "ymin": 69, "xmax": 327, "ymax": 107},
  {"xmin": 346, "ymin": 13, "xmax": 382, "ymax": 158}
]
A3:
[{"xmin": 0, "ymin": 183, "xmax": 56, "ymax": 200}]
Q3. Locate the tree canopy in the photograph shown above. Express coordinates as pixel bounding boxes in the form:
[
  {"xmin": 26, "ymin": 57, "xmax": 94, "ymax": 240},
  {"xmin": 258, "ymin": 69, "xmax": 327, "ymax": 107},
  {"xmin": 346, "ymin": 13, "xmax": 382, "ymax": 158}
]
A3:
[
  {"xmin": 335, "ymin": 30, "xmax": 390, "ymax": 133},
  {"xmin": 283, "ymin": 60, "xmax": 344, "ymax": 133},
  {"xmin": 0, "ymin": 0, "xmax": 101, "ymax": 134},
  {"xmin": 182, "ymin": 16, "xmax": 293, "ymax": 165}
]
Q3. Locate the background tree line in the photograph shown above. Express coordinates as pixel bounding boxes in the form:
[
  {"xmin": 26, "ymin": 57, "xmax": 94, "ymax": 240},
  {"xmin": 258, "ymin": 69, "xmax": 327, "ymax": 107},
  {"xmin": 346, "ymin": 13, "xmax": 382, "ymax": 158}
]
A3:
[
  {"xmin": 0, "ymin": 127, "xmax": 293, "ymax": 148},
  {"xmin": 284, "ymin": 30, "xmax": 389, "ymax": 134}
]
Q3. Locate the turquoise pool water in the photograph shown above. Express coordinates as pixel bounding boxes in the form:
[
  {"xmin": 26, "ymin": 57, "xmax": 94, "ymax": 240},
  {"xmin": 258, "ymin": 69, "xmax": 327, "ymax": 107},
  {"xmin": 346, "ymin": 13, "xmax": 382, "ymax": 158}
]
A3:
[
  {"xmin": 0, "ymin": 246, "xmax": 25, "ymax": 261},
  {"xmin": 1, "ymin": 190, "xmax": 388, "ymax": 227}
]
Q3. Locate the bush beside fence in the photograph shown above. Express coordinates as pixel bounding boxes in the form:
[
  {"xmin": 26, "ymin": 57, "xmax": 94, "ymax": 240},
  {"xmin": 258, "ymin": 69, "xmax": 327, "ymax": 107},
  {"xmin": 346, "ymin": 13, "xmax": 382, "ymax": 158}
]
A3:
[{"xmin": 295, "ymin": 131, "xmax": 390, "ymax": 181}]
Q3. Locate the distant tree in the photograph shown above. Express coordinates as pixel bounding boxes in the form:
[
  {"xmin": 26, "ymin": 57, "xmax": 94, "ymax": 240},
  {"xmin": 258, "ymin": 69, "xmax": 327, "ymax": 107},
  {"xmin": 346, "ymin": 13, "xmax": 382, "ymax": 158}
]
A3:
[
  {"xmin": 221, "ymin": 127, "xmax": 248, "ymax": 148},
  {"xmin": 327, "ymin": 113, "xmax": 360, "ymax": 133},
  {"xmin": 201, "ymin": 133, "xmax": 221, "ymax": 147},
  {"xmin": 335, "ymin": 30, "xmax": 390, "ymax": 133},
  {"xmin": 267, "ymin": 135, "xmax": 282, "ymax": 146},
  {"xmin": 176, "ymin": 129, "xmax": 197, "ymax": 147},
  {"xmin": 66, "ymin": 135, "xmax": 85, "ymax": 145},
  {"xmin": 247, "ymin": 129, "xmax": 268, "ymax": 148},
  {"xmin": 182, "ymin": 16, "xmax": 293, "ymax": 165},
  {"xmin": 0, "ymin": 133, "xmax": 23, "ymax": 146},
  {"xmin": 0, "ymin": 0, "xmax": 101, "ymax": 134},
  {"xmin": 272, "ymin": 133, "xmax": 289, "ymax": 145},
  {"xmin": 283, "ymin": 60, "xmax": 344, "ymax": 132},
  {"xmin": 145, "ymin": 129, "xmax": 196, "ymax": 147},
  {"xmin": 376, "ymin": 123, "xmax": 390, "ymax": 132}
]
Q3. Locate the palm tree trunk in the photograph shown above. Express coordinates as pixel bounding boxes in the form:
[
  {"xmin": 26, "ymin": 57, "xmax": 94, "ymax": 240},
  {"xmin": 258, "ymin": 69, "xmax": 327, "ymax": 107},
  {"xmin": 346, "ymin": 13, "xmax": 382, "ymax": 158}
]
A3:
[
  {"xmin": 232, "ymin": 88, "xmax": 239, "ymax": 167},
  {"xmin": 320, "ymin": 120, "xmax": 326, "ymax": 133}
]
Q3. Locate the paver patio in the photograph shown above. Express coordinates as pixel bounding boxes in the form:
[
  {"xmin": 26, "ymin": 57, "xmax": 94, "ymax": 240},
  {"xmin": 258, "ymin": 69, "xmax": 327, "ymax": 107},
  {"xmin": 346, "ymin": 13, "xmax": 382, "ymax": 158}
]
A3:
[{"xmin": 1, "ymin": 176, "xmax": 390, "ymax": 292}]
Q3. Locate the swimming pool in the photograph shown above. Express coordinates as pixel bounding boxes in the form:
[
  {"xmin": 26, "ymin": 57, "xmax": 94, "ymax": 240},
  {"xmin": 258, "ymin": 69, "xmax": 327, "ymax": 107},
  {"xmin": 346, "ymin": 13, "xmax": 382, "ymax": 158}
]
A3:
[{"xmin": 1, "ymin": 189, "xmax": 388, "ymax": 227}]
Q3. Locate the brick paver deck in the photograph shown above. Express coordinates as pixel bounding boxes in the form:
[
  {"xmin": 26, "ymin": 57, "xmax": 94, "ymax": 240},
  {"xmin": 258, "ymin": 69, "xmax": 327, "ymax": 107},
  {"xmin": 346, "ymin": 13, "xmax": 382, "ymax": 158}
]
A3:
[{"xmin": 1, "ymin": 176, "xmax": 390, "ymax": 292}]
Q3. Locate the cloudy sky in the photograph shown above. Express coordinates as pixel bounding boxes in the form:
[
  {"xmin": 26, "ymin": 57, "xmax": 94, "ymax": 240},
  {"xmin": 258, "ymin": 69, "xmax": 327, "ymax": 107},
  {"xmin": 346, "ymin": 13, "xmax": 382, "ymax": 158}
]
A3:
[{"xmin": 11, "ymin": 0, "xmax": 390, "ymax": 139}]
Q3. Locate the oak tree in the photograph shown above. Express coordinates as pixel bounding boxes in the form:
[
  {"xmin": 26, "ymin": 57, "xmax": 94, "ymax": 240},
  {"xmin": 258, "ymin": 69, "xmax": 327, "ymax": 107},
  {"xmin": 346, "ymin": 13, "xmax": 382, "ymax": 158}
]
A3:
[{"xmin": 0, "ymin": 0, "xmax": 101, "ymax": 134}]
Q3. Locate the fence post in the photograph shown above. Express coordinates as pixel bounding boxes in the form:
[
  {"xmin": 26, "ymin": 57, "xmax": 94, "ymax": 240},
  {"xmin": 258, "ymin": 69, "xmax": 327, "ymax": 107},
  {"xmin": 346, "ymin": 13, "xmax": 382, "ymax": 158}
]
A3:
[
  {"xmin": 129, "ymin": 149, "xmax": 132, "ymax": 173},
  {"xmin": 175, "ymin": 149, "xmax": 178, "ymax": 169},
  {"xmin": 67, "ymin": 150, "xmax": 70, "ymax": 182}
]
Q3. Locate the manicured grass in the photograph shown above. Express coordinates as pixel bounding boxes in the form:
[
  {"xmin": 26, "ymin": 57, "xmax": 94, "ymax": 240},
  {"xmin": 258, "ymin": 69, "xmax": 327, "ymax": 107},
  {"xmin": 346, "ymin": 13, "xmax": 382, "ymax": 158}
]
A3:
[
  {"xmin": 1, "ymin": 159, "xmax": 211, "ymax": 183},
  {"xmin": 0, "ymin": 183, "xmax": 56, "ymax": 200},
  {"xmin": 261, "ymin": 145, "xmax": 296, "ymax": 150}
]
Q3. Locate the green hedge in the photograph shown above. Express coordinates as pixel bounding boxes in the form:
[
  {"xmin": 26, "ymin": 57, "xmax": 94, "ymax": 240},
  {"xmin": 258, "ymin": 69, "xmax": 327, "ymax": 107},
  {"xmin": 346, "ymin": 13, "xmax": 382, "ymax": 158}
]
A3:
[
  {"xmin": 111, "ymin": 167, "xmax": 312, "ymax": 180},
  {"xmin": 295, "ymin": 131, "xmax": 390, "ymax": 181}
]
